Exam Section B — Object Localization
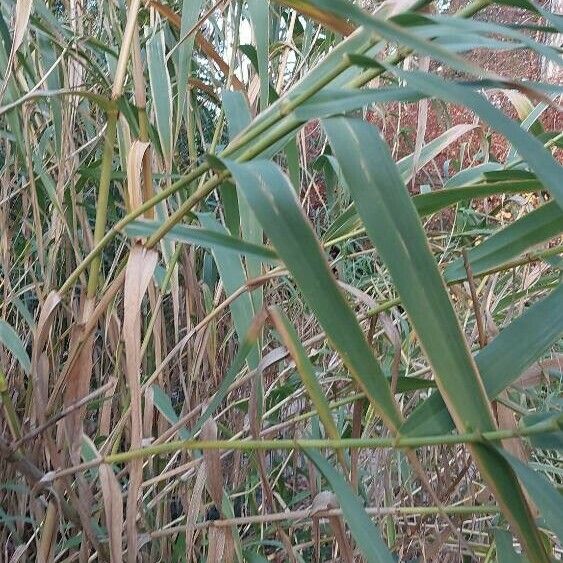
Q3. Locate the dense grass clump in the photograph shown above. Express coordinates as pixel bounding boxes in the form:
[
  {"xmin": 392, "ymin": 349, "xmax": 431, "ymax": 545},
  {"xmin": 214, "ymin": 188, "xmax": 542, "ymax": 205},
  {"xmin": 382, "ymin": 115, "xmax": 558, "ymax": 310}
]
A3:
[{"xmin": 0, "ymin": 0, "xmax": 561, "ymax": 560}]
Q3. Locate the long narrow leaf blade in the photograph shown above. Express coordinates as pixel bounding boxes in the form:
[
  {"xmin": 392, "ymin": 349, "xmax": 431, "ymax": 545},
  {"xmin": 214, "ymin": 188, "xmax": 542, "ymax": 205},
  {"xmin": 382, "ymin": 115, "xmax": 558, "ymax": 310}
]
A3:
[
  {"xmin": 444, "ymin": 202, "xmax": 563, "ymax": 282},
  {"xmin": 305, "ymin": 447, "xmax": 394, "ymax": 563},
  {"xmin": 212, "ymin": 157, "xmax": 403, "ymax": 430},
  {"xmin": 403, "ymin": 283, "xmax": 563, "ymax": 436},
  {"xmin": 323, "ymin": 115, "xmax": 549, "ymax": 561}
]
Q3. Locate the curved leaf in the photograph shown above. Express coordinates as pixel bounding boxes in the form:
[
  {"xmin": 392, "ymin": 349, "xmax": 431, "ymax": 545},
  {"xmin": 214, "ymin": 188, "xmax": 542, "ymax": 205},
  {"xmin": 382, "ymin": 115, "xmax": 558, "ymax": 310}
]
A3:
[
  {"xmin": 0, "ymin": 319, "xmax": 31, "ymax": 374},
  {"xmin": 213, "ymin": 157, "xmax": 403, "ymax": 430},
  {"xmin": 323, "ymin": 115, "xmax": 549, "ymax": 561}
]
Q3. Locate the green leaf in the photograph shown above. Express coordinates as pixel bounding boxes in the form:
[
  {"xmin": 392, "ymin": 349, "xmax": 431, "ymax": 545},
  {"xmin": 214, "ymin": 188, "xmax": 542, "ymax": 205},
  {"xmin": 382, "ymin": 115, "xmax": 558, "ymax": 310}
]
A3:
[
  {"xmin": 444, "ymin": 202, "xmax": 563, "ymax": 282},
  {"xmin": 198, "ymin": 213, "xmax": 260, "ymax": 370},
  {"xmin": 0, "ymin": 319, "xmax": 31, "ymax": 374},
  {"xmin": 304, "ymin": 0, "xmax": 489, "ymax": 76},
  {"xmin": 151, "ymin": 384, "xmax": 190, "ymax": 440},
  {"xmin": 147, "ymin": 28, "xmax": 173, "ymax": 164},
  {"xmin": 176, "ymin": 0, "xmax": 205, "ymax": 137},
  {"xmin": 414, "ymin": 179, "xmax": 541, "ymax": 217},
  {"xmin": 495, "ymin": 529, "xmax": 525, "ymax": 563},
  {"xmin": 124, "ymin": 219, "xmax": 277, "ymax": 261},
  {"xmin": 248, "ymin": 0, "xmax": 270, "ymax": 112},
  {"xmin": 402, "ymin": 282, "xmax": 563, "ymax": 437},
  {"xmin": 214, "ymin": 157, "xmax": 402, "ymax": 430},
  {"xmin": 428, "ymin": 14, "xmax": 563, "ymax": 68},
  {"xmin": 223, "ymin": 91, "xmax": 253, "ymax": 138},
  {"xmin": 294, "ymin": 86, "xmax": 422, "ymax": 120},
  {"xmin": 223, "ymin": 91, "xmax": 264, "ymax": 314},
  {"xmin": 323, "ymin": 115, "xmax": 548, "ymax": 561},
  {"xmin": 270, "ymin": 306, "xmax": 340, "ymax": 441},
  {"xmin": 324, "ymin": 116, "xmax": 495, "ymax": 432},
  {"xmin": 305, "ymin": 447, "xmax": 394, "ymax": 563},
  {"xmin": 496, "ymin": 447, "xmax": 563, "ymax": 545}
]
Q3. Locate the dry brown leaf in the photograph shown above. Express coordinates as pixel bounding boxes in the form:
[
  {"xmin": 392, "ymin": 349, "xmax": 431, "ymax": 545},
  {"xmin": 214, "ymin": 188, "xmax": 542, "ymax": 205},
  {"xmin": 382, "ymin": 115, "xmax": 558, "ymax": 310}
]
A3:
[
  {"xmin": 63, "ymin": 322, "xmax": 94, "ymax": 461},
  {"xmin": 126, "ymin": 141, "xmax": 150, "ymax": 213},
  {"xmin": 36, "ymin": 501, "xmax": 58, "ymax": 563},
  {"xmin": 99, "ymin": 376, "xmax": 118, "ymax": 439},
  {"xmin": 516, "ymin": 356, "xmax": 563, "ymax": 388},
  {"xmin": 207, "ymin": 527, "xmax": 225, "ymax": 562},
  {"xmin": 123, "ymin": 244, "xmax": 158, "ymax": 562},
  {"xmin": 100, "ymin": 464, "xmax": 124, "ymax": 562},
  {"xmin": 31, "ymin": 291, "xmax": 62, "ymax": 429},
  {"xmin": 200, "ymin": 418, "xmax": 223, "ymax": 510},
  {"xmin": 1, "ymin": 0, "xmax": 33, "ymax": 102},
  {"xmin": 186, "ymin": 462, "xmax": 207, "ymax": 562}
]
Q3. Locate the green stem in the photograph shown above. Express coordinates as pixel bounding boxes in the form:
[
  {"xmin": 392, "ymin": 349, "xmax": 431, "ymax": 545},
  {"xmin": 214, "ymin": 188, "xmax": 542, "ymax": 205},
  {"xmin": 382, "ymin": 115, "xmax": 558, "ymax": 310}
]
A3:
[
  {"xmin": 50, "ymin": 416, "xmax": 560, "ymax": 473},
  {"xmin": 59, "ymin": 162, "xmax": 210, "ymax": 295},
  {"xmin": 86, "ymin": 109, "xmax": 118, "ymax": 298}
]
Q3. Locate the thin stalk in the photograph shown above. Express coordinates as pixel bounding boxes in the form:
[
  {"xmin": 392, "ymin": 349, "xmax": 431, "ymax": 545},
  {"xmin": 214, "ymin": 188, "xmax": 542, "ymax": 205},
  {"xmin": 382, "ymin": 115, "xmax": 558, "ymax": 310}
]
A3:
[
  {"xmin": 59, "ymin": 162, "xmax": 210, "ymax": 294},
  {"xmin": 87, "ymin": 108, "xmax": 118, "ymax": 298},
  {"xmin": 145, "ymin": 171, "xmax": 228, "ymax": 248},
  {"xmin": 47, "ymin": 416, "xmax": 561, "ymax": 476},
  {"xmin": 152, "ymin": 504, "xmax": 501, "ymax": 536}
]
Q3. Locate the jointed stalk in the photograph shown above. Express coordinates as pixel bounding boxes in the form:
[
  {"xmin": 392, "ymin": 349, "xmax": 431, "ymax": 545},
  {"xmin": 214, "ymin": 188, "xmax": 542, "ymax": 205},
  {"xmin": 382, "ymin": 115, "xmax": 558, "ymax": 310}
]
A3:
[
  {"xmin": 86, "ymin": 108, "xmax": 118, "ymax": 298},
  {"xmin": 46, "ymin": 415, "xmax": 561, "ymax": 475}
]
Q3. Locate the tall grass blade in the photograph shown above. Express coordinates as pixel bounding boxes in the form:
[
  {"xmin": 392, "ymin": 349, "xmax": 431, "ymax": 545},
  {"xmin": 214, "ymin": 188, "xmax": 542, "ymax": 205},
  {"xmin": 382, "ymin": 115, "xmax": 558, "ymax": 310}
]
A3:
[
  {"xmin": 403, "ymin": 283, "xmax": 563, "ymax": 436},
  {"xmin": 306, "ymin": 447, "xmax": 394, "ymax": 563},
  {"xmin": 324, "ymin": 116, "xmax": 549, "ymax": 561},
  {"xmin": 213, "ymin": 157, "xmax": 403, "ymax": 430}
]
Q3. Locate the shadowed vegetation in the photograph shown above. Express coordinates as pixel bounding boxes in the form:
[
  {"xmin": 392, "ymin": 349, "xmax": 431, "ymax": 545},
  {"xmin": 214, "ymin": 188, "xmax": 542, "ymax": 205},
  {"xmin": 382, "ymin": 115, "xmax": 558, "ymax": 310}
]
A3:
[{"xmin": 0, "ymin": 0, "xmax": 562, "ymax": 560}]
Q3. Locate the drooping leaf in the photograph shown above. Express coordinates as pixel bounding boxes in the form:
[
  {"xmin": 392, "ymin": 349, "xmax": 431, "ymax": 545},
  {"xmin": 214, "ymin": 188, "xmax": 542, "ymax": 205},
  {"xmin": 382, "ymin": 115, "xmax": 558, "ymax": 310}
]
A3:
[
  {"xmin": 323, "ymin": 115, "xmax": 549, "ymax": 560},
  {"xmin": 0, "ymin": 319, "xmax": 31, "ymax": 375},
  {"xmin": 212, "ymin": 157, "xmax": 403, "ymax": 430},
  {"xmin": 305, "ymin": 447, "xmax": 394, "ymax": 563}
]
